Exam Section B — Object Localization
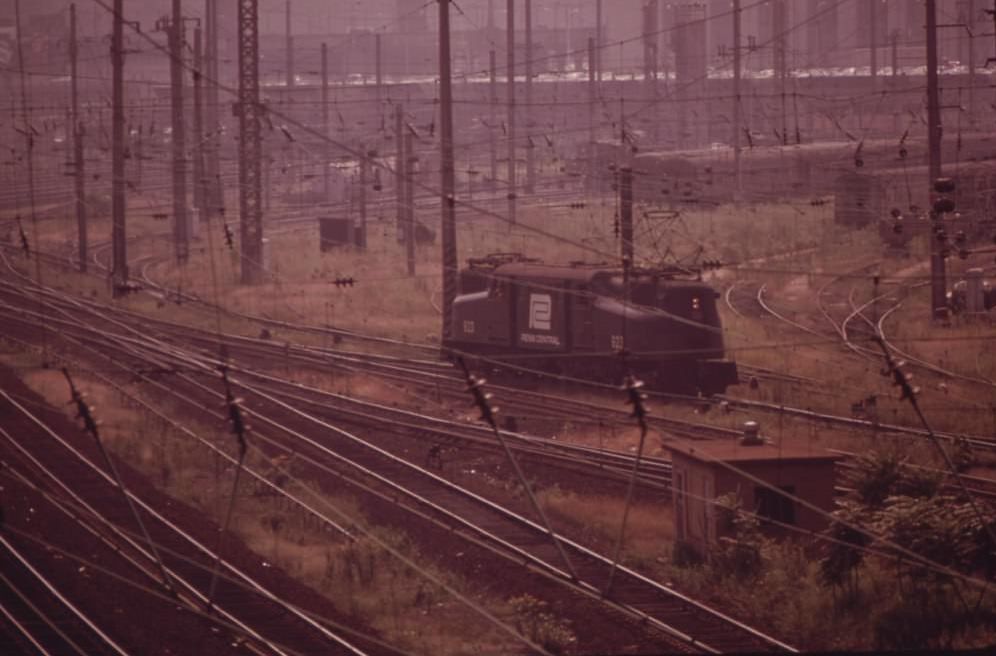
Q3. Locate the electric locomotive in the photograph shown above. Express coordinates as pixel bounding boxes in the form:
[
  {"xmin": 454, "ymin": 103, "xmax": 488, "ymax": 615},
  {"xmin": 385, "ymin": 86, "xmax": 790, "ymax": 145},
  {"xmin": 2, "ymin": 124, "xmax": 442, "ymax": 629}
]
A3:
[{"xmin": 445, "ymin": 255, "xmax": 738, "ymax": 395}]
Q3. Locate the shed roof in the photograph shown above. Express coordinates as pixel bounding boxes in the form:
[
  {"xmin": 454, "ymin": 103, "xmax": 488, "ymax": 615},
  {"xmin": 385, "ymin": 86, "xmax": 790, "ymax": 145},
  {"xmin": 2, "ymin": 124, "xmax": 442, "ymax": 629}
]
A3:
[{"xmin": 662, "ymin": 439, "xmax": 840, "ymax": 465}]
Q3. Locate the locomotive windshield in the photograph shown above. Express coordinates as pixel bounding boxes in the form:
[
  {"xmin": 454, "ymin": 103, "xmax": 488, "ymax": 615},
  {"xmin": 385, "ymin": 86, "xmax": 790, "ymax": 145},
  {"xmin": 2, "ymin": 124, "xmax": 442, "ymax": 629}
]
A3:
[{"xmin": 592, "ymin": 273, "xmax": 657, "ymax": 305}]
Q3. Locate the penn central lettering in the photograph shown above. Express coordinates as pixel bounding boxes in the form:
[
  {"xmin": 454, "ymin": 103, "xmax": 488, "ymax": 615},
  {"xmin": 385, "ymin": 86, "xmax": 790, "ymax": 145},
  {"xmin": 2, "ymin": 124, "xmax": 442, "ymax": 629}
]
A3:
[{"xmin": 520, "ymin": 333, "xmax": 561, "ymax": 346}]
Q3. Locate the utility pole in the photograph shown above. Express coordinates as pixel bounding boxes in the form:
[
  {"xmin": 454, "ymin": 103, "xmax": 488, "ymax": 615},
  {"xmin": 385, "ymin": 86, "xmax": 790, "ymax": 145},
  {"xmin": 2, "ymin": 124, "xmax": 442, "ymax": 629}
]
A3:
[
  {"xmin": 164, "ymin": 0, "xmax": 189, "ymax": 264},
  {"xmin": 439, "ymin": 0, "xmax": 457, "ymax": 338},
  {"xmin": 524, "ymin": 0, "xmax": 534, "ymax": 194},
  {"xmin": 70, "ymin": 3, "xmax": 87, "ymax": 273},
  {"xmin": 405, "ymin": 130, "xmax": 416, "ymax": 276},
  {"xmin": 506, "ymin": 0, "xmax": 517, "ymax": 225},
  {"xmin": 926, "ymin": 0, "xmax": 946, "ymax": 319},
  {"xmin": 111, "ymin": 0, "xmax": 128, "ymax": 289},
  {"xmin": 489, "ymin": 49, "xmax": 497, "ymax": 194},
  {"xmin": 193, "ymin": 26, "xmax": 205, "ymax": 213},
  {"xmin": 588, "ymin": 36, "xmax": 595, "ymax": 195},
  {"xmin": 238, "ymin": 0, "xmax": 264, "ymax": 284},
  {"xmin": 395, "ymin": 103, "xmax": 404, "ymax": 240},
  {"xmin": 732, "ymin": 0, "xmax": 742, "ymax": 200},
  {"xmin": 322, "ymin": 43, "xmax": 329, "ymax": 200},
  {"xmin": 285, "ymin": 0, "xmax": 294, "ymax": 89}
]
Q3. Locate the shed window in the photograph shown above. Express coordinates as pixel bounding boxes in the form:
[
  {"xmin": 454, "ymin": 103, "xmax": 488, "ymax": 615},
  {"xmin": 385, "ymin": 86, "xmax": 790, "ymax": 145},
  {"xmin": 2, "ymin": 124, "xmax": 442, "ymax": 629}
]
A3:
[{"xmin": 755, "ymin": 485, "xmax": 796, "ymax": 525}]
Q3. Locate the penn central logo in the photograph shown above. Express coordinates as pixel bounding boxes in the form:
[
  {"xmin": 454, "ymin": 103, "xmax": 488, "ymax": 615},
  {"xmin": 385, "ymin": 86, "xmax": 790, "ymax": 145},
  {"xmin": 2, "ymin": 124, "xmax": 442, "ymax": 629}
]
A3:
[{"xmin": 528, "ymin": 293, "xmax": 552, "ymax": 330}]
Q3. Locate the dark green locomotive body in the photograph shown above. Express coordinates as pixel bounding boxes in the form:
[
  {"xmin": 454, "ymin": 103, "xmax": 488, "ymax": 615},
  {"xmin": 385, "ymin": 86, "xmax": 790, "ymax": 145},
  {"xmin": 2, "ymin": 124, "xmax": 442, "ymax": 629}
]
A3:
[{"xmin": 445, "ymin": 260, "xmax": 738, "ymax": 395}]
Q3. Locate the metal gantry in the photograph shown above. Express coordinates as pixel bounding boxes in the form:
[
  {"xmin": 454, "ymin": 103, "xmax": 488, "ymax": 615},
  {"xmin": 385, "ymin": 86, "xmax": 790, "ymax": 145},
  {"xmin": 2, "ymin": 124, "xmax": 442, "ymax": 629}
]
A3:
[{"xmin": 237, "ymin": 0, "xmax": 264, "ymax": 284}]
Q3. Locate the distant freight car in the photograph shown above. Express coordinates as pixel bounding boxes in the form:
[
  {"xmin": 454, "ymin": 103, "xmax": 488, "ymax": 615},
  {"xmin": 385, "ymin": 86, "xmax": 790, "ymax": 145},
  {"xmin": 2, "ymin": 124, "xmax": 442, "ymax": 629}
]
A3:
[
  {"xmin": 444, "ymin": 256, "xmax": 738, "ymax": 395},
  {"xmin": 834, "ymin": 160, "xmax": 996, "ymax": 237}
]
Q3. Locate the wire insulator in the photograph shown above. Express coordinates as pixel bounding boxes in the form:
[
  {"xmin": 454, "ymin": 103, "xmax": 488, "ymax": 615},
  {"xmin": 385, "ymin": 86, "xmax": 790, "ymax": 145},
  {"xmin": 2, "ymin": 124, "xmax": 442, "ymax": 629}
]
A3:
[
  {"xmin": 623, "ymin": 375, "xmax": 649, "ymax": 427},
  {"xmin": 219, "ymin": 366, "xmax": 248, "ymax": 458},
  {"xmin": 458, "ymin": 358, "xmax": 498, "ymax": 426}
]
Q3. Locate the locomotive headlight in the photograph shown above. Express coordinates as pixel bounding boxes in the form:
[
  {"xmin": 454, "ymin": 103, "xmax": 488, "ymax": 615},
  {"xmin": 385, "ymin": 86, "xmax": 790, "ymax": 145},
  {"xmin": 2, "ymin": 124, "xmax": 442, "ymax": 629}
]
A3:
[{"xmin": 692, "ymin": 297, "xmax": 701, "ymax": 311}]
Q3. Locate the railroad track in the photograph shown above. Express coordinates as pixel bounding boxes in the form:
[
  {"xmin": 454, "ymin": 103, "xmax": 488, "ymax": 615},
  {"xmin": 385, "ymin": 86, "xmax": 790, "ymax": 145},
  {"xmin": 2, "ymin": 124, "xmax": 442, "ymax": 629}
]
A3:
[
  {"xmin": 0, "ymin": 386, "xmax": 389, "ymax": 656},
  {"xmin": 5, "ymin": 245, "xmax": 993, "ymax": 456},
  {"xmin": 0, "ymin": 250, "xmax": 800, "ymax": 653},
  {"xmin": 0, "ymin": 529, "xmax": 131, "ymax": 656},
  {"xmin": 7, "ymin": 243, "xmax": 996, "ymax": 652}
]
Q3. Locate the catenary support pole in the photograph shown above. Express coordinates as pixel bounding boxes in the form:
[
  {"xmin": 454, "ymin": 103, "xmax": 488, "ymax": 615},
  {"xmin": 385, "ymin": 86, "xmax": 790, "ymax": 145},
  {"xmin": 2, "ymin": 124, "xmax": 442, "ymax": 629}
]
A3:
[
  {"xmin": 587, "ymin": 36, "xmax": 595, "ymax": 195},
  {"xmin": 489, "ymin": 49, "xmax": 497, "ymax": 194},
  {"xmin": 620, "ymin": 166, "xmax": 633, "ymax": 265},
  {"xmin": 405, "ymin": 131, "xmax": 416, "ymax": 277},
  {"xmin": 870, "ymin": 0, "xmax": 878, "ymax": 87},
  {"xmin": 170, "ymin": 0, "xmax": 189, "ymax": 263},
  {"xmin": 395, "ymin": 103, "xmax": 404, "ymax": 239},
  {"xmin": 358, "ymin": 143, "xmax": 367, "ymax": 249},
  {"xmin": 193, "ymin": 26, "xmax": 205, "ymax": 213},
  {"xmin": 732, "ymin": 0, "xmax": 742, "ymax": 200},
  {"xmin": 524, "ymin": 0, "xmax": 534, "ymax": 194},
  {"xmin": 285, "ymin": 0, "xmax": 294, "ymax": 89},
  {"xmin": 237, "ymin": 0, "xmax": 264, "ymax": 284},
  {"xmin": 439, "ymin": 0, "xmax": 458, "ymax": 337},
  {"xmin": 70, "ymin": 3, "xmax": 87, "ymax": 273},
  {"xmin": 596, "ymin": 0, "xmax": 603, "ymax": 82},
  {"xmin": 926, "ymin": 0, "xmax": 947, "ymax": 319},
  {"xmin": 204, "ymin": 0, "xmax": 221, "ymax": 217},
  {"xmin": 375, "ymin": 33, "xmax": 383, "ymax": 130},
  {"xmin": 111, "ymin": 0, "xmax": 128, "ymax": 289},
  {"xmin": 322, "ymin": 43, "xmax": 329, "ymax": 200},
  {"xmin": 506, "ymin": 0, "xmax": 516, "ymax": 225}
]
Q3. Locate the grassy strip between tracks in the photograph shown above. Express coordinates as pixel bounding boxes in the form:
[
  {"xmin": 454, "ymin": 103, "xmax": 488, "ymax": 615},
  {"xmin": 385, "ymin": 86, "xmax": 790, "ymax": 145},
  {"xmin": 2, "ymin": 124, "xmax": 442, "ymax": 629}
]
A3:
[{"xmin": 5, "ymin": 357, "xmax": 545, "ymax": 656}]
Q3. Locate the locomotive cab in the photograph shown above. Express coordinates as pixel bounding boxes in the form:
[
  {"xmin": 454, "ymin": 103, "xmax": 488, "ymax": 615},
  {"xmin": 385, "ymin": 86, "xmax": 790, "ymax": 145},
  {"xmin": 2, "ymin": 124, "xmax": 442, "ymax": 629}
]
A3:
[{"xmin": 589, "ymin": 273, "xmax": 737, "ymax": 394}]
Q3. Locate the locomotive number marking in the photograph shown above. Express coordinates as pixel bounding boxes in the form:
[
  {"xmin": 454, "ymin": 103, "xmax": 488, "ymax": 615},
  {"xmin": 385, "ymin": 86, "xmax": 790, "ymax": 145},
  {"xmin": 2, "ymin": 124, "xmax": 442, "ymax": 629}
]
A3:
[
  {"xmin": 528, "ymin": 293, "xmax": 552, "ymax": 330},
  {"xmin": 462, "ymin": 320, "xmax": 475, "ymax": 334},
  {"xmin": 610, "ymin": 335, "xmax": 624, "ymax": 351}
]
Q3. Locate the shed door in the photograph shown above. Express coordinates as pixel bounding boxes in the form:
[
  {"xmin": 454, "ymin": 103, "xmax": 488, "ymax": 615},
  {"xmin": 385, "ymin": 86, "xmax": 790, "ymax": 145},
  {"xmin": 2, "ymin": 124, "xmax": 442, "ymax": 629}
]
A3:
[
  {"xmin": 674, "ymin": 469, "xmax": 687, "ymax": 542},
  {"xmin": 703, "ymin": 477, "xmax": 715, "ymax": 545}
]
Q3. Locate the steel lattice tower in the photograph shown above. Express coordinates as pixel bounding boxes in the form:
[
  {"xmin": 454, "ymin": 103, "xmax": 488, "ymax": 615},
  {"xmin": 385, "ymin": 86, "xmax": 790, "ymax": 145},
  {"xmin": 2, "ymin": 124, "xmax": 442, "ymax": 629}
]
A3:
[{"xmin": 238, "ymin": 0, "xmax": 263, "ymax": 284}]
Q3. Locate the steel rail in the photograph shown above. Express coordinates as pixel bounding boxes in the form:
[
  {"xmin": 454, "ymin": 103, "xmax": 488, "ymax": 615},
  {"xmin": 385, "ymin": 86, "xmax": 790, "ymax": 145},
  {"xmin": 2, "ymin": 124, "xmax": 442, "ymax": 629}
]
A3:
[
  {"xmin": 0, "ymin": 457, "xmax": 278, "ymax": 656},
  {"xmin": 0, "ymin": 534, "xmax": 131, "ymax": 656},
  {"xmin": 0, "ymin": 390, "xmax": 371, "ymax": 656}
]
